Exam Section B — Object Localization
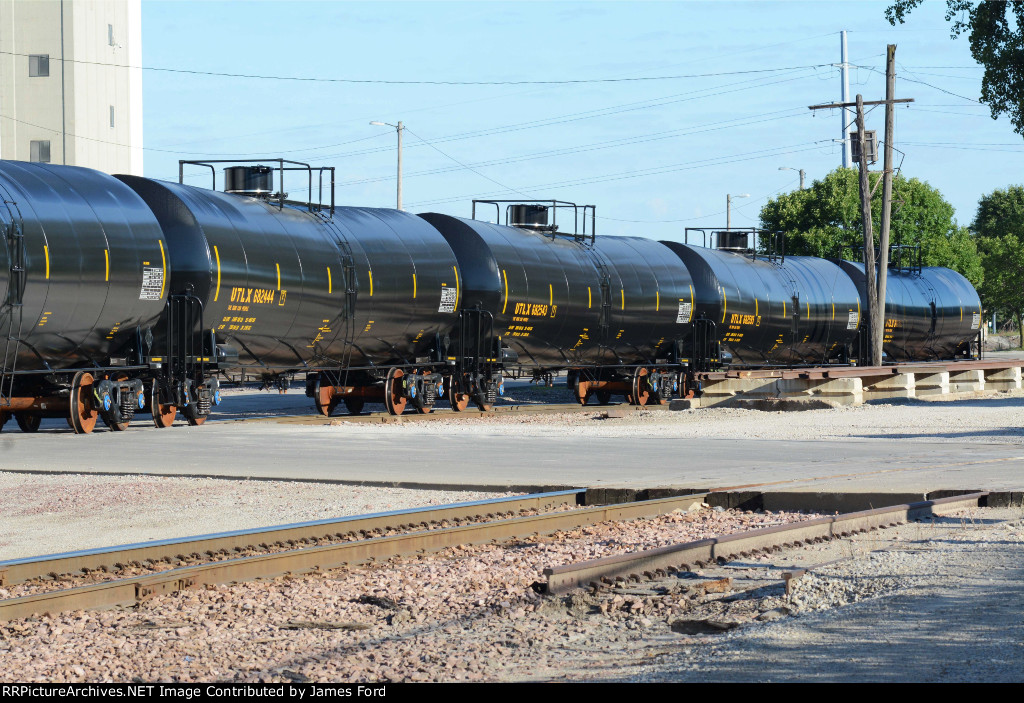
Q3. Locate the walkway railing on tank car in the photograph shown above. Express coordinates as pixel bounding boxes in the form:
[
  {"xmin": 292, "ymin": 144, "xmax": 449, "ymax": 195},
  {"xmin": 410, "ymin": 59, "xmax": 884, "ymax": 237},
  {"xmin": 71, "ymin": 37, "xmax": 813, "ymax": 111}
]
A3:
[
  {"xmin": 178, "ymin": 159, "xmax": 336, "ymax": 217},
  {"xmin": 683, "ymin": 227, "xmax": 785, "ymax": 263},
  {"xmin": 471, "ymin": 199, "xmax": 597, "ymax": 245},
  {"xmin": 837, "ymin": 244, "xmax": 923, "ymax": 275}
]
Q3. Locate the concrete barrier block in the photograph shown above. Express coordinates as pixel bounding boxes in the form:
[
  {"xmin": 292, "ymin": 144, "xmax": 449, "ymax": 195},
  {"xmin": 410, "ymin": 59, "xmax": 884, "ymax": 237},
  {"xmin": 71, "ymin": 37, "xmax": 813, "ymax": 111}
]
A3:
[
  {"xmin": 862, "ymin": 373, "xmax": 915, "ymax": 401},
  {"xmin": 949, "ymin": 369, "xmax": 984, "ymax": 394},
  {"xmin": 669, "ymin": 398, "xmax": 702, "ymax": 411},
  {"xmin": 914, "ymin": 371, "xmax": 949, "ymax": 396},
  {"xmin": 983, "ymin": 366, "xmax": 1022, "ymax": 391},
  {"xmin": 698, "ymin": 377, "xmax": 779, "ymax": 406}
]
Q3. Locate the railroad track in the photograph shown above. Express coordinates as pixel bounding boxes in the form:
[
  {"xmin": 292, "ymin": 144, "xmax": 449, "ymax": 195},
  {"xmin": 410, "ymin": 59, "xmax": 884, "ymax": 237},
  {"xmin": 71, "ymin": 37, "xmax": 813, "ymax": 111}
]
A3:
[
  {"xmin": 0, "ymin": 491, "xmax": 989, "ymax": 623},
  {"xmin": 541, "ymin": 492, "xmax": 989, "ymax": 594},
  {"xmin": 0, "ymin": 490, "xmax": 710, "ymax": 621},
  {"xmin": 248, "ymin": 399, "xmax": 658, "ymax": 426}
]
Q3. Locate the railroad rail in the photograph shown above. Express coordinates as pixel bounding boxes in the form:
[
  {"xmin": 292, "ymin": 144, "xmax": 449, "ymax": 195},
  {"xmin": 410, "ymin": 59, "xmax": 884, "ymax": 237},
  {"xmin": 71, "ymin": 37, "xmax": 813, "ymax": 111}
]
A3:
[
  {"xmin": 0, "ymin": 490, "xmax": 584, "ymax": 587},
  {"xmin": 0, "ymin": 491, "xmax": 711, "ymax": 621},
  {"xmin": 541, "ymin": 492, "xmax": 988, "ymax": 594}
]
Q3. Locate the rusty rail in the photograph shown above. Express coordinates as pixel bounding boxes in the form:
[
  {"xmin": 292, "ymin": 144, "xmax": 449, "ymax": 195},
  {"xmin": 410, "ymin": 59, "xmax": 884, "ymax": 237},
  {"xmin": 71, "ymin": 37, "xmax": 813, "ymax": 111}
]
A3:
[
  {"xmin": 542, "ymin": 492, "xmax": 988, "ymax": 594},
  {"xmin": 0, "ymin": 491, "xmax": 709, "ymax": 621},
  {"xmin": 0, "ymin": 490, "xmax": 583, "ymax": 587}
]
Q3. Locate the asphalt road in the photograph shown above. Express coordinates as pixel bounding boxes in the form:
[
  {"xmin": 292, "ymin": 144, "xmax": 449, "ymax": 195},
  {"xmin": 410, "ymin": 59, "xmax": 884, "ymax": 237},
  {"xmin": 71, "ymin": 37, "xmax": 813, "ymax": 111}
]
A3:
[{"xmin": 2, "ymin": 386, "xmax": 1023, "ymax": 495}]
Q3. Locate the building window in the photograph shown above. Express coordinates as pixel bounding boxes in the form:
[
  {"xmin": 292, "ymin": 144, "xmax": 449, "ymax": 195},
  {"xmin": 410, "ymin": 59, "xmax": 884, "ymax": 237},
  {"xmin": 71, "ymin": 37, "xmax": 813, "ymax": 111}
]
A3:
[
  {"xmin": 29, "ymin": 54, "xmax": 49, "ymax": 77},
  {"xmin": 30, "ymin": 140, "xmax": 51, "ymax": 163},
  {"xmin": 108, "ymin": 24, "xmax": 114, "ymax": 46},
  {"xmin": 110, "ymin": 106, "xmax": 115, "ymax": 129}
]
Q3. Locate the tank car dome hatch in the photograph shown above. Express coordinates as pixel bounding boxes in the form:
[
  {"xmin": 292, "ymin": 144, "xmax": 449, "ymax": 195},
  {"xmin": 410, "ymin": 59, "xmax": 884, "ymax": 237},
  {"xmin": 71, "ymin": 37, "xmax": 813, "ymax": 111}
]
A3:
[
  {"xmin": 224, "ymin": 165, "xmax": 274, "ymax": 197},
  {"xmin": 509, "ymin": 204, "xmax": 556, "ymax": 232},
  {"xmin": 716, "ymin": 230, "xmax": 750, "ymax": 251}
]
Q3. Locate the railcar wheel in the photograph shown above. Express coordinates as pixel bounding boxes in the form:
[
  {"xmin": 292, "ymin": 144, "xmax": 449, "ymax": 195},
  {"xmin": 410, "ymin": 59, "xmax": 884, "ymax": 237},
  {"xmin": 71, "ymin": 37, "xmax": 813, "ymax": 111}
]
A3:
[
  {"xmin": 344, "ymin": 397, "xmax": 365, "ymax": 415},
  {"xmin": 450, "ymin": 393, "xmax": 470, "ymax": 412},
  {"xmin": 151, "ymin": 379, "xmax": 177, "ymax": 429},
  {"xmin": 596, "ymin": 390, "xmax": 612, "ymax": 405},
  {"xmin": 314, "ymin": 381, "xmax": 335, "ymax": 416},
  {"xmin": 186, "ymin": 415, "xmax": 206, "ymax": 427},
  {"xmin": 384, "ymin": 368, "xmax": 407, "ymax": 416},
  {"xmin": 572, "ymin": 380, "xmax": 591, "ymax": 405},
  {"xmin": 69, "ymin": 372, "xmax": 98, "ymax": 434},
  {"xmin": 15, "ymin": 413, "xmax": 41, "ymax": 433},
  {"xmin": 631, "ymin": 368, "xmax": 651, "ymax": 407}
]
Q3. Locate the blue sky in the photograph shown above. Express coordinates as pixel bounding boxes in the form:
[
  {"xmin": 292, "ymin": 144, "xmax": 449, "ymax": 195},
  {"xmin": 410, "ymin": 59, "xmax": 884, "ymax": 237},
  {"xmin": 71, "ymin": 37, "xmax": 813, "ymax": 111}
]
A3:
[{"xmin": 141, "ymin": 1, "xmax": 1021, "ymax": 243}]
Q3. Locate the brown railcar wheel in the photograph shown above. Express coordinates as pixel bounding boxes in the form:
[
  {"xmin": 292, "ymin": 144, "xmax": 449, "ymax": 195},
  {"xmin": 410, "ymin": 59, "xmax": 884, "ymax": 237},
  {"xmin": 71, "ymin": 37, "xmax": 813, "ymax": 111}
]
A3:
[
  {"xmin": 69, "ymin": 371, "xmax": 98, "ymax": 434},
  {"xmin": 631, "ymin": 368, "xmax": 651, "ymax": 406},
  {"xmin": 450, "ymin": 392, "xmax": 470, "ymax": 412},
  {"xmin": 314, "ymin": 382, "xmax": 335, "ymax": 416},
  {"xmin": 15, "ymin": 412, "xmax": 41, "ymax": 433},
  {"xmin": 343, "ymin": 397, "xmax": 365, "ymax": 415},
  {"xmin": 572, "ymin": 380, "xmax": 591, "ymax": 405},
  {"xmin": 187, "ymin": 415, "xmax": 206, "ymax": 426},
  {"xmin": 151, "ymin": 379, "xmax": 177, "ymax": 429},
  {"xmin": 384, "ymin": 368, "xmax": 407, "ymax": 415}
]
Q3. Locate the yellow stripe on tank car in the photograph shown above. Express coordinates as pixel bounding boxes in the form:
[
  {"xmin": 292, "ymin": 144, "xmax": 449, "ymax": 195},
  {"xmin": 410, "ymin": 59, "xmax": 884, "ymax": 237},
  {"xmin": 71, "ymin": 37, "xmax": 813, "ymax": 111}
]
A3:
[
  {"xmin": 413, "ymin": 273, "xmax": 417, "ymax": 299},
  {"xmin": 327, "ymin": 266, "xmax": 332, "ymax": 294},
  {"xmin": 588, "ymin": 286, "xmax": 592, "ymax": 309},
  {"xmin": 502, "ymin": 269, "xmax": 509, "ymax": 314},
  {"xmin": 369, "ymin": 270, "xmax": 374, "ymax": 296},
  {"xmin": 104, "ymin": 249, "xmax": 109, "ymax": 282},
  {"xmin": 214, "ymin": 246, "xmax": 222, "ymax": 302},
  {"xmin": 276, "ymin": 263, "xmax": 281, "ymax": 291},
  {"xmin": 549, "ymin": 283, "xmax": 553, "ymax": 307},
  {"xmin": 721, "ymin": 290, "xmax": 727, "ymax": 324},
  {"xmin": 688, "ymin": 284, "xmax": 694, "ymax": 322},
  {"xmin": 832, "ymin": 302, "xmax": 835, "ymax": 320},
  {"xmin": 621, "ymin": 289, "xmax": 625, "ymax": 311},
  {"xmin": 453, "ymin": 265, "xmax": 459, "ymax": 309},
  {"xmin": 44, "ymin": 245, "xmax": 50, "ymax": 279},
  {"xmin": 656, "ymin": 290, "xmax": 660, "ymax": 312},
  {"xmin": 158, "ymin": 240, "xmax": 167, "ymax": 299}
]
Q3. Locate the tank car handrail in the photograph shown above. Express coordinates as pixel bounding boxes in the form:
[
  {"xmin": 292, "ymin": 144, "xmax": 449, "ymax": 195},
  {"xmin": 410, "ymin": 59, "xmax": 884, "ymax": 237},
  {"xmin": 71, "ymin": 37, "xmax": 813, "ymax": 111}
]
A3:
[
  {"xmin": 471, "ymin": 199, "xmax": 596, "ymax": 245},
  {"xmin": 178, "ymin": 158, "xmax": 335, "ymax": 217}
]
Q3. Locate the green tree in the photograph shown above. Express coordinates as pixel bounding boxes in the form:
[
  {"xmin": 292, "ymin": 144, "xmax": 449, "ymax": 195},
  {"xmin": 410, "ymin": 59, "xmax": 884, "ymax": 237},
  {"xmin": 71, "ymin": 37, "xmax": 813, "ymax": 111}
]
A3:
[
  {"xmin": 759, "ymin": 168, "xmax": 983, "ymax": 285},
  {"xmin": 972, "ymin": 185, "xmax": 1024, "ymax": 344},
  {"xmin": 886, "ymin": 1, "xmax": 1024, "ymax": 137}
]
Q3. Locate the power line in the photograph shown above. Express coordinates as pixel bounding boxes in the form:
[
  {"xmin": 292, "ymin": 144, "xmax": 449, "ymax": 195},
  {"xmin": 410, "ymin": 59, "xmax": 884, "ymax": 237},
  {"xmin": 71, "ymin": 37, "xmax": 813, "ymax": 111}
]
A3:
[
  {"xmin": 334, "ymin": 108, "xmax": 808, "ymax": 188},
  {"xmin": 402, "ymin": 127, "xmax": 533, "ymax": 200},
  {"xmin": 0, "ymin": 49, "xmax": 832, "ymax": 86},
  {"xmin": 405, "ymin": 141, "xmax": 830, "ymax": 209}
]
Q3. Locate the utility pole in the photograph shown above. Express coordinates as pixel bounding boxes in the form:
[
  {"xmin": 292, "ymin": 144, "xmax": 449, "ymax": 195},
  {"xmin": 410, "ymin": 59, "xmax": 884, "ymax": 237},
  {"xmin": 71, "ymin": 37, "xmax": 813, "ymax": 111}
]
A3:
[
  {"xmin": 809, "ymin": 47, "xmax": 912, "ymax": 367},
  {"xmin": 875, "ymin": 45, "xmax": 897, "ymax": 368},
  {"xmin": 854, "ymin": 94, "xmax": 879, "ymax": 366}
]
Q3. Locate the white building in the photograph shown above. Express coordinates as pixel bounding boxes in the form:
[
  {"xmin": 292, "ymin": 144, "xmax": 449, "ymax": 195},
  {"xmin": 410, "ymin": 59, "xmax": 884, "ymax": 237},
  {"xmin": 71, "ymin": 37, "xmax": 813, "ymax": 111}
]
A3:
[{"xmin": 0, "ymin": 0, "xmax": 142, "ymax": 175}]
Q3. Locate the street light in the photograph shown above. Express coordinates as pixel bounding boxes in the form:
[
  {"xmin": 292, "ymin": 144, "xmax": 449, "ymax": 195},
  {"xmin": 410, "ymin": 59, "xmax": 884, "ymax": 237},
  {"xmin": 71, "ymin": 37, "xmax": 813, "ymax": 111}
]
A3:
[
  {"xmin": 370, "ymin": 120, "xmax": 404, "ymax": 210},
  {"xmin": 779, "ymin": 166, "xmax": 806, "ymax": 190},
  {"xmin": 726, "ymin": 193, "xmax": 749, "ymax": 230}
]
